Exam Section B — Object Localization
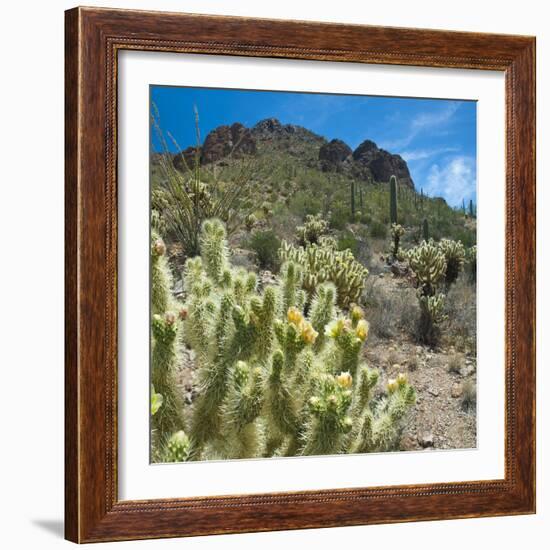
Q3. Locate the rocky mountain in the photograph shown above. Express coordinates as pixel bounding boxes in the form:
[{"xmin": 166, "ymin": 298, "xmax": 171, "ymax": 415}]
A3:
[{"xmin": 169, "ymin": 117, "xmax": 414, "ymax": 189}]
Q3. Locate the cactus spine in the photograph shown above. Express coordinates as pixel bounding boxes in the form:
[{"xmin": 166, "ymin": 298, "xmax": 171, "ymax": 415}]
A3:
[{"xmin": 389, "ymin": 175, "xmax": 398, "ymax": 225}]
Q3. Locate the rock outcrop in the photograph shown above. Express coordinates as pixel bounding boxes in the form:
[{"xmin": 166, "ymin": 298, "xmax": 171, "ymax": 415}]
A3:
[
  {"xmin": 319, "ymin": 139, "xmax": 352, "ymax": 172},
  {"xmin": 352, "ymin": 139, "xmax": 414, "ymax": 188},
  {"xmin": 201, "ymin": 122, "xmax": 256, "ymax": 163}
]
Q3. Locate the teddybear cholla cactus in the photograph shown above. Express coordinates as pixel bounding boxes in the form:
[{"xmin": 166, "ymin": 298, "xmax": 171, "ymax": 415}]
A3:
[
  {"xmin": 390, "ymin": 223, "xmax": 405, "ymax": 258},
  {"xmin": 407, "ymin": 240, "xmax": 447, "ymax": 345},
  {"xmin": 150, "ymin": 232, "xmax": 187, "ymax": 458},
  {"xmin": 438, "ymin": 238, "xmax": 466, "ymax": 286},
  {"xmin": 465, "ymin": 245, "xmax": 477, "ymax": 283},
  {"xmin": 278, "ymin": 237, "xmax": 368, "ymax": 309},
  {"xmin": 175, "ymin": 219, "xmax": 415, "ymax": 461},
  {"xmin": 296, "ymin": 213, "xmax": 330, "ymax": 246}
]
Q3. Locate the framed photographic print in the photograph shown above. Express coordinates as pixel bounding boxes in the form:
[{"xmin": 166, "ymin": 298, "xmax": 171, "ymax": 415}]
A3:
[{"xmin": 65, "ymin": 7, "xmax": 536, "ymax": 543}]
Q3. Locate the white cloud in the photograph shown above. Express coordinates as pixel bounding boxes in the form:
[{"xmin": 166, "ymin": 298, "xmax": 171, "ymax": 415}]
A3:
[
  {"xmin": 400, "ymin": 146, "xmax": 459, "ymax": 162},
  {"xmin": 381, "ymin": 102, "xmax": 461, "ymax": 150},
  {"xmin": 425, "ymin": 156, "xmax": 476, "ymax": 207}
]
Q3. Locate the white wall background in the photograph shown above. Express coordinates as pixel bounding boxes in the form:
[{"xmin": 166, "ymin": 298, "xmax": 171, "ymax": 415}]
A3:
[{"xmin": 0, "ymin": 1, "xmax": 546, "ymax": 548}]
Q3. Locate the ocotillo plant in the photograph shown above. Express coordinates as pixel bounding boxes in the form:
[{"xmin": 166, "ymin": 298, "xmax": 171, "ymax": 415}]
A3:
[
  {"xmin": 389, "ymin": 175, "xmax": 398, "ymax": 225},
  {"xmin": 168, "ymin": 219, "xmax": 416, "ymax": 462},
  {"xmin": 469, "ymin": 199, "xmax": 475, "ymax": 218}
]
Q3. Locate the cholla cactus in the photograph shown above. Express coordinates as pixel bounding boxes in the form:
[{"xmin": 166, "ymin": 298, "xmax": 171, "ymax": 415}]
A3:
[
  {"xmin": 417, "ymin": 293, "xmax": 447, "ymax": 345},
  {"xmin": 151, "ymin": 231, "xmax": 171, "ymax": 315},
  {"xmin": 172, "ymin": 219, "xmax": 415, "ymax": 461},
  {"xmin": 390, "ymin": 223, "xmax": 405, "ymax": 258},
  {"xmin": 278, "ymin": 238, "xmax": 368, "ymax": 309},
  {"xmin": 407, "ymin": 240, "xmax": 447, "ymax": 297},
  {"xmin": 296, "ymin": 213, "xmax": 330, "ymax": 246},
  {"xmin": 465, "ymin": 245, "xmax": 477, "ymax": 283},
  {"xmin": 438, "ymin": 238, "xmax": 466, "ymax": 286},
  {"xmin": 164, "ymin": 430, "xmax": 190, "ymax": 462},
  {"xmin": 244, "ymin": 213, "xmax": 257, "ymax": 231},
  {"xmin": 407, "ymin": 241, "xmax": 447, "ymax": 345},
  {"xmin": 151, "ymin": 312, "xmax": 186, "ymax": 436}
]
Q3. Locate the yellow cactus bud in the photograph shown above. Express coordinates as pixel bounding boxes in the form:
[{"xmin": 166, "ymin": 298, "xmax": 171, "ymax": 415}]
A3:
[
  {"xmin": 325, "ymin": 318, "xmax": 346, "ymax": 338},
  {"xmin": 387, "ymin": 378, "xmax": 398, "ymax": 393},
  {"xmin": 355, "ymin": 319, "xmax": 370, "ymax": 341},
  {"xmin": 350, "ymin": 304, "xmax": 365, "ymax": 323},
  {"xmin": 397, "ymin": 372, "xmax": 408, "ymax": 386},
  {"xmin": 300, "ymin": 320, "xmax": 318, "ymax": 344},
  {"xmin": 287, "ymin": 306, "xmax": 303, "ymax": 326},
  {"xmin": 336, "ymin": 371, "xmax": 353, "ymax": 389}
]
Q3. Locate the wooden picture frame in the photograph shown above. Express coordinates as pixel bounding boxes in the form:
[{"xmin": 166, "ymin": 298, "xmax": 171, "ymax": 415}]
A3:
[{"xmin": 65, "ymin": 6, "xmax": 536, "ymax": 543}]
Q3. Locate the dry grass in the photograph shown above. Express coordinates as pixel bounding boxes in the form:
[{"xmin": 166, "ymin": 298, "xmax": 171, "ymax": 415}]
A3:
[
  {"xmin": 447, "ymin": 353, "xmax": 464, "ymax": 375},
  {"xmin": 444, "ymin": 274, "xmax": 476, "ymax": 352},
  {"xmin": 461, "ymin": 379, "xmax": 477, "ymax": 412}
]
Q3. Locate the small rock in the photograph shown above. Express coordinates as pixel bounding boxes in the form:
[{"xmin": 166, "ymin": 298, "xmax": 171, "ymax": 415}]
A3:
[
  {"xmin": 419, "ymin": 432, "xmax": 434, "ymax": 448},
  {"xmin": 428, "ymin": 388, "xmax": 440, "ymax": 397},
  {"xmin": 400, "ymin": 435, "xmax": 417, "ymax": 451},
  {"xmin": 451, "ymin": 383, "xmax": 463, "ymax": 398},
  {"xmin": 378, "ymin": 273, "xmax": 385, "ymax": 279},
  {"xmin": 460, "ymin": 364, "xmax": 476, "ymax": 377}
]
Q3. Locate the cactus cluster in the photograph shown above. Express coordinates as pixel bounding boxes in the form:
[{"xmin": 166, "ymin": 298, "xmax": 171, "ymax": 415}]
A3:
[
  {"xmin": 406, "ymin": 240, "xmax": 447, "ymax": 345},
  {"xmin": 157, "ymin": 219, "xmax": 415, "ymax": 462},
  {"xmin": 296, "ymin": 213, "xmax": 330, "ymax": 246},
  {"xmin": 438, "ymin": 238, "xmax": 466, "ymax": 286},
  {"xmin": 278, "ymin": 238, "xmax": 369, "ymax": 309}
]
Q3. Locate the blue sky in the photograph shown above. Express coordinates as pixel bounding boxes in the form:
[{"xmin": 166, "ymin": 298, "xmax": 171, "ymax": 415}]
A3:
[{"xmin": 151, "ymin": 86, "xmax": 477, "ymax": 207}]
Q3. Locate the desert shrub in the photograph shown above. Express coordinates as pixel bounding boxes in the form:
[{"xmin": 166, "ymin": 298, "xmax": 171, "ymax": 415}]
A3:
[
  {"xmin": 444, "ymin": 275, "xmax": 477, "ymax": 352},
  {"xmin": 337, "ymin": 231, "xmax": 359, "ymax": 255},
  {"xmin": 289, "ymin": 190, "xmax": 323, "ymax": 218},
  {"xmin": 247, "ymin": 230, "xmax": 281, "ymax": 270},
  {"xmin": 461, "ymin": 379, "xmax": 477, "ymax": 412},
  {"xmin": 329, "ymin": 201, "xmax": 350, "ymax": 230},
  {"xmin": 174, "ymin": 219, "xmax": 416, "ymax": 460},
  {"xmin": 447, "ymin": 353, "xmax": 464, "ymax": 375},
  {"xmin": 369, "ymin": 220, "xmax": 387, "ymax": 239}
]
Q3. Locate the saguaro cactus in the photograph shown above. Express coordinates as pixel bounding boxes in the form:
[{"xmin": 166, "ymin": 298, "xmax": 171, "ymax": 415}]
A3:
[
  {"xmin": 389, "ymin": 175, "xmax": 398, "ymax": 225},
  {"xmin": 422, "ymin": 218, "xmax": 429, "ymax": 241}
]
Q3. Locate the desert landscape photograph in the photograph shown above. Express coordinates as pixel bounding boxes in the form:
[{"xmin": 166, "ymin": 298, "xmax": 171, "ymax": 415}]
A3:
[{"xmin": 149, "ymin": 86, "xmax": 477, "ymax": 463}]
